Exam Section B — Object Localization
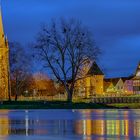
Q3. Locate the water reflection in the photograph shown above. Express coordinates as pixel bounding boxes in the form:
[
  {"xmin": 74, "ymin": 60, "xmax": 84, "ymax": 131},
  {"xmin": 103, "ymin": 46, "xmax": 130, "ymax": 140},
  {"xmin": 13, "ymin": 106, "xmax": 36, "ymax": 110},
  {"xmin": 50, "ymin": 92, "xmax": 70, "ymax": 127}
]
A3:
[{"xmin": 0, "ymin": 110, "xmax": 140, "ymax": 139}]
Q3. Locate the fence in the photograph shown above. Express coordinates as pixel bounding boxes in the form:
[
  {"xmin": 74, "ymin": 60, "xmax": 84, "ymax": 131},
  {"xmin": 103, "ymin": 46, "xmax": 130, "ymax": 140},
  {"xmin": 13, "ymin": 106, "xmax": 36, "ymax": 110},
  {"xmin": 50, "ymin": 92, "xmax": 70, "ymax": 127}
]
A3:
[{"xmin": 91, "ymin": 96, "xmax": 140, "ymax": 104}]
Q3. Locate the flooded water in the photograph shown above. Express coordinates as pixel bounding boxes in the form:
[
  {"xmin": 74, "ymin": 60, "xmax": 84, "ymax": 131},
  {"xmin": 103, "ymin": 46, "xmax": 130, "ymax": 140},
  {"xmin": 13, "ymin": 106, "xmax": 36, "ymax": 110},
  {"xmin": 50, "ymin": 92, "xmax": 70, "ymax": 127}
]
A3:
[{"xmin": 0, "ymin": 110, "xmax": 140, "ymax": 140}]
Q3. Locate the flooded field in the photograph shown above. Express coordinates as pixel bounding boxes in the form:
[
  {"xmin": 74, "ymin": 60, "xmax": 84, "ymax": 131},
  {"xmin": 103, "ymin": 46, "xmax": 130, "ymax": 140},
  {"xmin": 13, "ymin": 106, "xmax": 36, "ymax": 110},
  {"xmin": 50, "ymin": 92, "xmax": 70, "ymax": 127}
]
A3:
[{"xmin": 0, "ymin": 109, "xmax": 140, "ymax": 140}]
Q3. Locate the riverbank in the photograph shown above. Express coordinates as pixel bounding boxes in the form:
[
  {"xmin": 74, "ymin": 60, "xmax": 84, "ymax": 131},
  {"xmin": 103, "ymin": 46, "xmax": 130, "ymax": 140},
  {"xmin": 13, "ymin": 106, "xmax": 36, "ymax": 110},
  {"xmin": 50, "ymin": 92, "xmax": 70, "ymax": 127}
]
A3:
[
  {"xmin": 0, "ymin": 101, "xmax": 114, "ymax": 109},
  {"xmin": 107, "ymin": 103, "xmax": 140, "ymax": 109},
  {"xmin": 0, "ymin": 101, "xmax": 139, "ymax": 109}
]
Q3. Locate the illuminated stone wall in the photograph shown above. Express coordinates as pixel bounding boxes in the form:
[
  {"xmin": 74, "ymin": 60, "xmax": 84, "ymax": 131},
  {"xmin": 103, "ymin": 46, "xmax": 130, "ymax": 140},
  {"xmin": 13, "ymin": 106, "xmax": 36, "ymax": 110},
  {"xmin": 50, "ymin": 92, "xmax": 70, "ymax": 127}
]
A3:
[{"xmin": 75, "ymin": 74, "xmax": 104, "ymax": 98}]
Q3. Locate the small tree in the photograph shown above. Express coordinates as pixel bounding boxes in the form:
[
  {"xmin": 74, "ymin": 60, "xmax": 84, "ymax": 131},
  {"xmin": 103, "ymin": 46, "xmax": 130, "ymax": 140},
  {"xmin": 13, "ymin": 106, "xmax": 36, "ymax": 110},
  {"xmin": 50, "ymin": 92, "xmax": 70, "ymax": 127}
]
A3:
[
  {"xmin": 9, "ymin": 42, "xmax": 32, "ymax": 101},
  {"xmin": 34, "ymin": 19, "xmax": 100, "ymax": 102}
]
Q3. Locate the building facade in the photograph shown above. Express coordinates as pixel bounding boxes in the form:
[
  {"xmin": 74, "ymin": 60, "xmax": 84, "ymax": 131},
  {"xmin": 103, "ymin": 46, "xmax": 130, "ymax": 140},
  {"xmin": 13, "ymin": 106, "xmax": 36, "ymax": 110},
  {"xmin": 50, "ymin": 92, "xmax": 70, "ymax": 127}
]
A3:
[
  {"xmin": 132, "ymin": 62, "xmax": 140, "ymax": 94},
  {"xmin": 122, "ymin": 77, "xmax": 133, "ymax": 95}
]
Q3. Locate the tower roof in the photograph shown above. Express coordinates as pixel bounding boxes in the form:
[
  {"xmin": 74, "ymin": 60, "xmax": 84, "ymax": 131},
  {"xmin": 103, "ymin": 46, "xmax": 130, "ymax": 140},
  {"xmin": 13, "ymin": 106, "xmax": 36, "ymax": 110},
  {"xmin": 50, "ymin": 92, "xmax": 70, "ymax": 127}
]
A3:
[
  {"xmin": 87, "ymin": 61, "xmax": 104, "ymax": 75},
  {"xmin": 134, "ymin": 61, "xmax": 140, "ymax": 77},
  {"xmin": 0, "ymin": 6, "xmax": 5, "ymax": 48}
]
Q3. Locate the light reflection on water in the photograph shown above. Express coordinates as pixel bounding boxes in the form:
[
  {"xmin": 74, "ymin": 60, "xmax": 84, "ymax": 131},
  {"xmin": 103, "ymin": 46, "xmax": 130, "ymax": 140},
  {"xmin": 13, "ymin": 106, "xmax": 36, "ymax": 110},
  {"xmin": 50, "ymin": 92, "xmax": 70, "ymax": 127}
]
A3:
[{"xmin": 0, "ymin": 110, "xmax": 140, "ymax": 140}]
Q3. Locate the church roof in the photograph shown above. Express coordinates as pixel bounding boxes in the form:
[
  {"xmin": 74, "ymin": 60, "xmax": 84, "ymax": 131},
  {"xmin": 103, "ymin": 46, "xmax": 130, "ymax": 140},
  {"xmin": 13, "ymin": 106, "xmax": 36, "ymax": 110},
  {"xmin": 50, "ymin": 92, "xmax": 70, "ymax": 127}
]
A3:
[
  {"xmin": 0, "ymin": 8, "xmax": 4, "ymax": 35},
  {"xmin": 0, "ymin": 7, "xmax": 7, "ymax": 48},
  {"xmin": 132, "ymin": 76, "xmax": 140, "ymax": 80},
  {"xmin": 0, "ymin": 7, "xmax": 4, "ymax": 47},
  {"xmin": 121, "ymin": 76, "xmax": 134, "ymax": 82},
  {"xmin": 87, "ymin": 61, "xmax": 104, "ymax": 75}
]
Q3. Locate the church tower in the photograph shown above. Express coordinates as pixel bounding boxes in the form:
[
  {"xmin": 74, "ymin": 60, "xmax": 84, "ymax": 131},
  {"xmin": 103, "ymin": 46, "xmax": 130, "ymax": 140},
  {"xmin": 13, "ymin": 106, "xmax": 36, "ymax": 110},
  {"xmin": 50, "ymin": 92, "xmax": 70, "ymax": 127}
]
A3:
[
  {"xmin": 135, "ymin": 62, "xmax": 140, "ymax": 77},
  {"xmin": 0, "ymin": 7, "xmax": 9, "ymax": 100}
]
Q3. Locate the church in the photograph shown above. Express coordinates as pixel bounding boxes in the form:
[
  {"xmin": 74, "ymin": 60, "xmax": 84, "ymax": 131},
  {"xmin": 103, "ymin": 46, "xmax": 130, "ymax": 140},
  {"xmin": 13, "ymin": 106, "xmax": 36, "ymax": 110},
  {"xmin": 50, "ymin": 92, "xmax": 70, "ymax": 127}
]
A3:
[
  {"xmin": 0, "ymin": 8, "xmax": 9, "ymax": 100},
  {"xmin": 74, "ymin": 61, "xmax": 104, "ymax": 98}
]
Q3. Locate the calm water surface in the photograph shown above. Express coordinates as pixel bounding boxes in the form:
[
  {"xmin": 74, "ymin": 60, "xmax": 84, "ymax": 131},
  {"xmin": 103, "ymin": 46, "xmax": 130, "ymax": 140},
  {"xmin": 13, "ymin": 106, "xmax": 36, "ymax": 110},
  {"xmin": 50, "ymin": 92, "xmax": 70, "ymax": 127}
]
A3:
[{"xmin": 0, "ymin": 109, "xmax": 140, "ymax": 140}]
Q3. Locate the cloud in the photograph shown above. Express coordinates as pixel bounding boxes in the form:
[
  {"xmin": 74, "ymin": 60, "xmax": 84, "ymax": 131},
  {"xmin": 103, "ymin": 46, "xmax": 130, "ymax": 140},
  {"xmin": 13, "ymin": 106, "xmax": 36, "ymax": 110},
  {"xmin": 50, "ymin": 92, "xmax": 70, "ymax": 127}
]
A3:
[{"xmin": 2, "ymin": 0, "xmax": 140, "ymax": 77}]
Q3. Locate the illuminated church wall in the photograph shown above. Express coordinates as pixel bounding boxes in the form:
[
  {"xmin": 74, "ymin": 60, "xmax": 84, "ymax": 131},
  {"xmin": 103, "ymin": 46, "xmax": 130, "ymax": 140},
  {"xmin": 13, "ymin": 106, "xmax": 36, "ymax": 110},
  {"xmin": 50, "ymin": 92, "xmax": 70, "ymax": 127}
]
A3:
[
  {"xmin": 0, "ymin": 8, "xmax": 9, "ymax": 100},
  {"xmin": 74, "ymin": 61, "xmax": 104, "ymax": 98}
]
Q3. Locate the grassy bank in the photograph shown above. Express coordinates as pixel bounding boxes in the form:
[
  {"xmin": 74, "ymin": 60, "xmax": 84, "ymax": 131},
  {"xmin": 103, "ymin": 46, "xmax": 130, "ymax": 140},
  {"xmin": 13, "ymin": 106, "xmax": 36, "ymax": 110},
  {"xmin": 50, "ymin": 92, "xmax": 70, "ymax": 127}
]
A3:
[
  {"xmin": 107, "ymin": 103, "xmax": 140, "ymax": 109},
  {"xmin": 0, "ymin": 101, "xmax": 139, "ymax": 109},
  {"xmin": 0, "ymin": 101, "xmax": 114, "ymax": 109}
]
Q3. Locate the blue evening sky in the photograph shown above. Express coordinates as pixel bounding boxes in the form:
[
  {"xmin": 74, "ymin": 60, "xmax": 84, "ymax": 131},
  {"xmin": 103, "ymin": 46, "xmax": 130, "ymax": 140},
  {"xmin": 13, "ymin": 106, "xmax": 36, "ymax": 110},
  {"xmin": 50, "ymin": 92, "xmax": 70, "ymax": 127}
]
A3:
[{"xmin": 2, "ymin": 0, "xmax": 140, "ymax": 78}]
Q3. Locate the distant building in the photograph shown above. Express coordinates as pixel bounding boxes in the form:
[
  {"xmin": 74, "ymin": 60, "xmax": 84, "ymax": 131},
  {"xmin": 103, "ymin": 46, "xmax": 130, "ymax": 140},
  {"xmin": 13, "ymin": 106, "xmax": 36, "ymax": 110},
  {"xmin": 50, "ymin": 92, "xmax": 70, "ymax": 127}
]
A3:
[
  {"xmin": 75, "ymin": 61, "xmax": 104, "ymax": 98},
  {"xmin": 104, "ymin": 78, "xmax": 124, "ymax": 95},
  {"xmin": 122, "ymin": 76, "xmax": 133, "ymax": 95},
  {"xmin": 104, "ymin": 79, "xmax": 115, "ymax": 93},
  {"xmin": 104, "ymin": 62, "xmax": 140, "ymax": 95},
  {"xmin": 122, "ymin": 62, "xmax": 140, "ymax": 95},
  {"xmin": 32, "ymin": 72, "xmax": 56, "ymax": 97},
  {"xmin": 30, "ymin": 72, "xmax": 66, "ymax": 100},
  {"xmin": 132, "ymin": 62, "xmax": 140, "ymax": 94}
]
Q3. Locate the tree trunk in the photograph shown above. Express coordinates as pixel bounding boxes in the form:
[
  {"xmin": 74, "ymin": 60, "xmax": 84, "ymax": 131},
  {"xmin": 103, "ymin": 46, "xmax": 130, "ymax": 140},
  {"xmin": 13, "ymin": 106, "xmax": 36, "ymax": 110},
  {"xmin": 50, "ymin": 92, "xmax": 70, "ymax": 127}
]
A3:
[
  {"xmin": 8, "ymin": 94, "xmax": 11, "ymax": 102},
  {"xmin": 15, "ymin": 94, "xmax": 18, "ymax": 101},
  {"xmin": 67, "ymin": 90, "xmax": 73, "ymax": 102},
  {"xmin": 15, "ymin": 90, "xmax": 18, "ymax": 101},
  {"xmin": 8, "ymin": 80, "xmax": 11, "ymax": 101}
]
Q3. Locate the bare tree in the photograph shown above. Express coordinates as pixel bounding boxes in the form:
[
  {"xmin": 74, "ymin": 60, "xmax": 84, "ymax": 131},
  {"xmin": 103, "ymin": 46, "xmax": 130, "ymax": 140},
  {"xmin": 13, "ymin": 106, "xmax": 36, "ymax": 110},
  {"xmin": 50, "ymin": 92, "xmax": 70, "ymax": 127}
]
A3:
[
  {"xmin": 9, "ymin": 42, "xmax": 32, "ymax": 101},
  {"xmin": 34, "ymin": 19, "xmax": 100, "ymax": 102}
]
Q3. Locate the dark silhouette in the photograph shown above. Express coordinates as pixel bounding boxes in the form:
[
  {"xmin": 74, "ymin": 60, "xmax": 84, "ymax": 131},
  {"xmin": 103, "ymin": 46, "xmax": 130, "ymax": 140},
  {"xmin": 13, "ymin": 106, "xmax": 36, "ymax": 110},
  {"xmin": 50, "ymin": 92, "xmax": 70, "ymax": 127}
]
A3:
[
  {"xmin": 9, "ymin": 42, "xmax": 32, "ymax": 101},
  {"xmin": 34, "ymin": 19, "xmax": 100, "ymax": 102}
]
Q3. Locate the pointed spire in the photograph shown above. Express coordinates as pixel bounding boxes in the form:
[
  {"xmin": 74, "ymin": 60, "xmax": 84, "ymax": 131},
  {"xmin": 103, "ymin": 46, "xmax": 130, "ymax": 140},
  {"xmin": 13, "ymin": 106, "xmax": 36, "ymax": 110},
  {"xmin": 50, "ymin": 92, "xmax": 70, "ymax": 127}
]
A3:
[
  {"xmin": 135, "ymin": 61, "xmax": 140, "ymax": 76},
  {"xmin": 0, "ymin": 3, "xmax": 4, "ymax": 34},
  {"xmin": 0, "ymin": 0, "xmax": 1, "ymax": 10},
  {"xmin": 0, "ymin": 2, "xmax": 5, "ymax": 48}
]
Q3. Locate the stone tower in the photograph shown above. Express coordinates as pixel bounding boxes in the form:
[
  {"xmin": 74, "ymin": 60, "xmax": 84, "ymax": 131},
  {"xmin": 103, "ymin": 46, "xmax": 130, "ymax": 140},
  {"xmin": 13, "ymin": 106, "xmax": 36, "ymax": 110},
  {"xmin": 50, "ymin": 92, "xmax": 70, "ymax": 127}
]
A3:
[{"xmin": 0, "ymin": 7, "xmax": 9, "ymax": 100}]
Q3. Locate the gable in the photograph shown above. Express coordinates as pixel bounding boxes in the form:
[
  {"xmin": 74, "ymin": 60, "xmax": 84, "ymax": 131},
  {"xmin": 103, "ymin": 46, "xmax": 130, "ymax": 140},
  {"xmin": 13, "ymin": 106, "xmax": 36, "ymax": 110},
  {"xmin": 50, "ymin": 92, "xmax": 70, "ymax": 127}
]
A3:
[
  {"xmin": 87, "ymin": 61, "xmax": 104, "ymax": 76},
  {"xmin": 115, "ymin": 79, "xmax": 124, "ymax": 87}
]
